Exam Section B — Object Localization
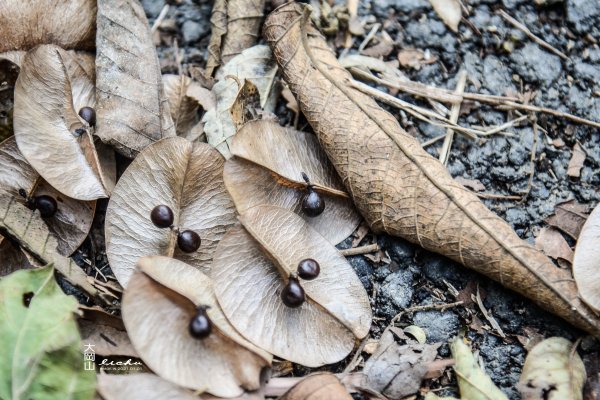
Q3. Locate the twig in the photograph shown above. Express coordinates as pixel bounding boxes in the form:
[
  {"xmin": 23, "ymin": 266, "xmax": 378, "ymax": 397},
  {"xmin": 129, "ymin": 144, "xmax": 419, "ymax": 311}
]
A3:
[
  {"xmin": 422, "ymin": 133, "xmax": 448, "ymax": 148},
  {"xmin": 476, "ymin": 192, "xmax": 522, "ymax": 201},
  {"xmin": 357, "ymin": 23, "xmax": 380, "ymax": 53},
  {"xmin": 439, "ymin": 70, "xmax": 467, "ymax": 165},
  {"xmin": 150, "ymin": 4, "xmax": 169, "ymax": 33},
  {"xmin": 343, "ymin": 335, "xmax": 369, "ymax": 373},
  {"xmin": 498, "ymin": 10, "xmax": 568, "ymax": 60},
  {"xmin": 474, "ymin": 286, "xmax": 506, "ymax": 338},
  {"xmin": 478, "ymin": 115, "xmax": 527, "ymax": 137},
  {"xmin": 391, "ymin": 301, "xmax": 464, "ymax": 324},
  {"xmin": 518, "ymin": 119, "xmax": 539, "ymax": 204},
  {"xmin": 340, "ymin": 243, "xmax": 380, "ymax": 256}
]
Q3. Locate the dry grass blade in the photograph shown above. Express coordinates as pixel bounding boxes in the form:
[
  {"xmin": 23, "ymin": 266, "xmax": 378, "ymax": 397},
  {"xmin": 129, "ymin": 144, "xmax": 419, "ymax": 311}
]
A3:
[{"xmin": 264, "ymin": 3, "xmax": 600, "ymax": 337}]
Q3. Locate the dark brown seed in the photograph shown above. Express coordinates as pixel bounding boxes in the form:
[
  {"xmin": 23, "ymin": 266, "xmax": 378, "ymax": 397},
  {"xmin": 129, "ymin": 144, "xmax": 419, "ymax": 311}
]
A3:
[
  {"xmin": 301, "ymin": 188, "xmax": 325, "ymax": 217},
  {"xmin": 189, "ymin": 307, "xmax": 212, "ymax": 339},
  {"xmin": 35, "ymin": 195, "xmax": 57, "ymax": 218},
  {"xmin": 150, "ymin": 205, "xmax": 174, "ymax": 228},
  {"xmin": 297, "ymin": 258, "xmax": 320, "ymax": 280},
  {"xmin": 281, "ymin": 277, "xmax": 305, "ymax": 308},
  {"xmin": 78, "ymin": 106, "xmax": 96, "ymax": 127},
  {"xmin": 177, "ymin": 230, "xmax": 201, "ymax": 253}
]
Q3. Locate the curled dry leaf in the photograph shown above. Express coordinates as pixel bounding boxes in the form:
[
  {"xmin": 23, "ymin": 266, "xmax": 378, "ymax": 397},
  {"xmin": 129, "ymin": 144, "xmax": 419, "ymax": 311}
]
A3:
[
  {"xmin": 95, "ymin": 0, "xmax": 175, "ymax": 158},
  {"xmin": 14, "ymin": 44, "xmax": 114, "ymax": 201},
  {"xmin": 535, "ymin": 227, "xmax": 573, "ymax": 263},
  {"xmin": 567, "ymin": 142, "xmax": 586, "ymax": 178},
  {"xmin": 206, "ymin": 0, "xmax": 266, "ymax": 77},
  {"xmin": 280, "ymin": 373, "xmax": 352, "ymax": 400},
  {"xmin": 429, "ymin": 0, "xmax": 462, "ymax": 33},
  {"xmin": 0, "ymin": 136, "xmax": 96, "ymax": 256},
  {"xmin": 78, "ymin": 307, "xmax": 137, "ymax": 358},
  {"xmin": 203, "ymin": 45, "xmax": 278, "ymax": 158},
  {"xmin": 0, "ymin": 0, "xmax": 96, "ymax": 52},
  {"xmin": 545, "ymin": 199, "xmax": 589, "ymax": 240},
  {"xmin": 264, "ymin": 2, "xmax": 600, "ymax": 338},
  {"xmin": 123, "ymin": 256, "xmax": 269, "ymax": 397},
  {"xmin": 212, "ymin": 206, "xmax": 371, "ymax": 367},
  {"xmin": 518, "ymin": 337, "xmax": 586, "ymax": 400},
  {"xmin": 224, "ymin": 119, "xmax": 361, "ymax": 244},
  {"xmin": 573, "ymin": 204, "xmax": 600, "ymax": 313},
  {"xmin": 0, "ymin": 234, "xmax": 35, "ymax": 276},
  {"xmin": 106, "ymin": 137, "xmax": 236, "ymax": 287},
  {"xmin": 98, "ymin": 373, "xmax": 201, "ymax": 400}
]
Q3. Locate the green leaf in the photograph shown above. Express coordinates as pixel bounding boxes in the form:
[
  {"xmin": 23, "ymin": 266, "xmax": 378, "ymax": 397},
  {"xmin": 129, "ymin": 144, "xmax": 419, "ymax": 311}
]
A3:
[{"xmin": 0, "ymin": 265, "xmax": 95, "ymax": 400}]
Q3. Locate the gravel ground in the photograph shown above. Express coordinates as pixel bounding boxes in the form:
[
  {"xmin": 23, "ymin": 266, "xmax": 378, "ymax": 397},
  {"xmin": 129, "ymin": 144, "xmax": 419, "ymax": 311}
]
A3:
[{"xmin": 81, "ymin": 0, "xmax": 600, "ymax": 398}]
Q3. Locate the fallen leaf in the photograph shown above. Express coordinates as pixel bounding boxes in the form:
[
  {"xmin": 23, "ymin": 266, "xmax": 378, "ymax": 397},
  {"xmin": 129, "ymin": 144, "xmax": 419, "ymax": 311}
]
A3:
[
  {"xmin": 224, "ymin": 119, "xmax": 361, "ymax": 244},
  {"xmin": 454, "ymin": 176, "xmax": 486, "ymax": 192},
  {"xmin": 206, "ymin": 0, "xmax": 266, "ymax": 77},
  {"xmin": 545, "ymin": 200, "xmax": 590, "ymax": 240},
  {"xmin": 78, "ymin": 307, "xmax": 137, "ymax": 358},
  {"xmin": 362, "ymin": 39, "xmax": 394, "ymax": 58},
  {"xmin": 404, "ymin": 325, "xmax": 427, "ymax": 344},
  {"xmin": 451, "ymin": 338, "xmax": 508, "ymax": 400},
  {"xmin": 280, "ymin": 373, "xmax": 352, "ymax": 400},
  {"xmin": 518, "ymin": 337, "xmax": 586, "ymax": 400},
  {"xmin": 0, "ymin": 53, "xmax": 19, "ymax": 141},
  {"xmin": 14, "ymin": 45, "xmax": 113, "ymax": 201},
  {"xmin": 264, "ymin": 2, "xmax": 600, "ymax": 338},
  {"xmin": 106, "ymin": 137, "xmax": 236, "ymax": 287},
  {"xmin": 535, "ymin": 227, "xmax": 573, "ymax": 262},
  {"xmin": 0, "ymin": 136, "xmax": 96, "ymax": 256},
  {"xmin": 567, "ymin": 142, "xmax": 587, "ymax": 178},
  {"xmin": 0, "ymin": 0, "xmax": 96, "ymax": 52},
  {"xmin": 281, "ymin": 85, "xmax": 299, "ymax": 114},
  {"xmin": 361, "ymin": 327, "xmax": 440, "ymax": 398},
  {"xmin": 0, "ymin": 234, "xmax": 35, "ymax": 276},
  {"xmin": 429, "ymin": 0, "xmax": 462, "ymax": 33},
  {"xmin": 212, "ymin": 206, "xmax": 371, "ymax": 367},
  {"xmin": 397, "ymin": 48, "xmax": 438, "ymax": 70},
  {"xmin": 0, "ymin": 266, "xmax": 95, "ymax": 400},
  {"xmin": 573, "ymin": 204, "xmax": 600, "ymax": 313},
  {"xmin": 203, "ymin": 45, "xmax": 278, "ymax": 158},
  {"xmin": 95, "ymin": 0, "xmax": 175, "ymax": 158},
  {"xmin": 98, "ymin": 373, "xmax": 201, "ymax": 400},
  {"xmin": 122, "ymin": 256, "xmax": 269, "ymax": 397},
  {"xmin": 339, "ymin": 54, "xmax": 405, "ymax": 82}
]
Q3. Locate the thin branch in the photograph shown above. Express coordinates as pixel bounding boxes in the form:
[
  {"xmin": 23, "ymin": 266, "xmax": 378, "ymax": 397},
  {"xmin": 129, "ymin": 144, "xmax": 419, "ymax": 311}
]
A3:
[
  {"xmin": 340, "ymin": 243, "xmax": 380, "ymax": 256},
  {"xmin": 150, "ymin": 4, "xmax": 169, "ymax": 33},
  {"xmin": 439, "ymin": 70, "xmax": 467, "ymax": 165}
]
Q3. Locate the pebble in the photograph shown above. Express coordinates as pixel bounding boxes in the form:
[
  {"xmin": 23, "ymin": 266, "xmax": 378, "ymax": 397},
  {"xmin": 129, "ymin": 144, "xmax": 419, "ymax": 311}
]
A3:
[{"xmin": 510, "ymin": 43, "xmax": 562, "ymax": 86}]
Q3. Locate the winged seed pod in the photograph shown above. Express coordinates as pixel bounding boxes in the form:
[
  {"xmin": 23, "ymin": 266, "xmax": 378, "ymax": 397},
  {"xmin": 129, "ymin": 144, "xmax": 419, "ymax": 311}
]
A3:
[{"xmin": 263, "ymin": 3, "xmax": 600, "ymax": 337}]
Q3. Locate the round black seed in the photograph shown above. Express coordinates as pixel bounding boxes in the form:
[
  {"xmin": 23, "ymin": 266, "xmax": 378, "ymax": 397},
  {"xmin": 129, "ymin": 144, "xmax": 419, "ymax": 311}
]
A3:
[
  {"xmin": 177, "ymin": 230, "xmax": 201, "ymax": 253},
  {"xmin": 301, "ymin": 188, "xmax": 325, "ymax": 217},
  {"xmin": 189, "ymin": 307, "xmax": 212, "ymax": 339},
  {"xmin": 150, "ymin": 205, "xmax": 174, "ymax": 228},
  {"xmin": 78, "ymin": 106, "xmax": 96, "ymax": 127},
  {"xmin": 281, "ymin": 277, "xmax": 305, "ymax": 308},
  {"xmin": 297, "ymin": 258, "xmax": 320, "ymax": 280},
  {"xmin": 34, "ymin": 195, "xmax": 57, "ymax": 218}
]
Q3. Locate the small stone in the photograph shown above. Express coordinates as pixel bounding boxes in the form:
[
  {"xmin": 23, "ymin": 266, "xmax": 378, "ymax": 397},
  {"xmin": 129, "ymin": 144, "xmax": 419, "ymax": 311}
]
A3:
[
  {"xmin": 566, "ymin": 0, "xmax": 600, "ymax": 33},
  {"xmin": 379, "ymin": 269, "xmax": 414, "ymax": 310},
  {"xmin": 182, "ymin": 20, "xmax": 205, "ymax": 44},
  {"xmin": 412, "ymin": 309, "xmax": 459, "ymax": 343},
  {"xmin": 510, "ymin": 43, "xmax": 562, "ymax": 86}
]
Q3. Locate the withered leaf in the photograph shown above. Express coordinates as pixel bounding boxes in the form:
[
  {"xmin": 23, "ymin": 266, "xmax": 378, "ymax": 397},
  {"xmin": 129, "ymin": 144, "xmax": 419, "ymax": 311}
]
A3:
[
  {"xmin": 429, "ymin": 0, "xmax": 462, "ymax": 33},
  {"xmin": 535, "ymin": 227, "xmax": 573, "ymax": 263},
  {"xmin": 98, "ymin": 373, "xmax": 200, "ymax": 400},
  {"xmin": 95, "ymin": 0, "xmax": 175, "ymax": 158},
  {"xmin": 0, "ymin": 137, "xmax": 96, "ymax": 256},
  {"xmin": 573, "ymin": 204, "xmax": 600, "ymax": 313},
  {"xmin": 212, "ymin": 206, "xmax": 371, "ymax": 367},
  {"xmin": 14, "ymin": 45, "xmax": 113, "ymax": 201},
  {"xmin": 0, "ymin": 234, "xmax": 35, "ymax": 276},
  {"xmin": 106, "ymin": 137, "xmax": 236, "ymax": 287},
  {"xmin": 545, "ymin": 200, "xmax": 589, "ymax": 240},
  {"xmin": 123, "ymin": 256, "xmax": 269, "ymax": 397},
  {"xmin": 0, "ymin": 0, "xmax": 96, "ymax": 52},
  {"xmin": 518, "ymin": 337, "xmax": 586, "ymax": 400},
  {"xmin": 264, "ymin": 2, "xmax": 600, "ymax": 338},
  {"xmin": 567, "ymin": 142, "xmax": 586, "ymax": 178},
  {"xmin": 0, "ymin": 53, "xmax": 20, "ymax": 141},
  {"xmin": 206, "ymin": 0, "xmax": 266, "ymax": 77},
  {"xmin": 224, "ymin": 119, "xmax": 361, "ymax": 244},
  {"xmin": 280, "ymin": 373, "xmax": 352, "ymax": 400},
  {"xmin": 78, "ymin": 307, "xmax": 137, "ymax": 358}
]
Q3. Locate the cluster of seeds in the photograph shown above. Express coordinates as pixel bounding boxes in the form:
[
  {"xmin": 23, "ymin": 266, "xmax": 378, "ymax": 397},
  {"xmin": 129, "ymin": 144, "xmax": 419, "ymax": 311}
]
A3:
[
  {"xmin": 150, "ymin": 205, "xmax": 201, "ymax": 253},
  {"xmin": 281, "ymin": 258, "xmax": 321, "ymax": 308}
]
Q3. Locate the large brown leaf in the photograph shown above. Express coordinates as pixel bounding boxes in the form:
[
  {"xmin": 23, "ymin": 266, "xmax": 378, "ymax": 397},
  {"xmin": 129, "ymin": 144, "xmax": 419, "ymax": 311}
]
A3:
[
  {"xmin": 95, "ymin": 0, "xmax": 175, "ymax": 158},
  {"xmin": 212, "ymin": 206, "xmax": 371, "ymax": 367},
  {"xmin": 224, "ymin": 119, "xmax": 361, "ymax": 244},
  {"xmin": 280, "ymin": 373, "xmax": 352, "ymax": 400},
  {"xmin": 573, "ymin": 204, "xmax": 600, "ymax": 313},
  {"xmin": 98, "ymin": 373, "xmax": 201, "ymax": 400},
  {"xmin": 0, "ymin": 0, "xmax": 96, "ymax": 52},
  {"xmin": 122, "ymin": 256, "xmax": 269, "ymax": 397},
  {"xmin": 105, "ymin": 137, "xmax": 236, "ymax": 287},
  {"xmin": 14, "ymin": 45, "xmax": 114, "ymax": 201},
  {"xmin": 263, "ymin": 3, "xmax": 600, "ymax": 337},
  {"xmin": 0, "ymin": 137, "xmax": 96, "ymax": 256}
]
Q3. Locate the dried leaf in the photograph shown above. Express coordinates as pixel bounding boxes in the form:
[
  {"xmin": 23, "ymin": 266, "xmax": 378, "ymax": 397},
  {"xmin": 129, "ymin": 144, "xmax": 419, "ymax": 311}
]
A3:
[
  {"xmin": 545, "ymin": 200, "xmax": 589, "ymax": 240},
  {"xmin": 451, "ymin": 338, "xmax": 508, "ymax": 400},
  {"xmin": 573, "ymin": 204, "xmax": 600, "ymax": 313},
  {"xmin": 212, "ymin": 206, "xmax": 371, "ymax": 367},
  {"xmin": 95, "ymin": 0, "xmax": 175, "ymax": 158},
  {"xmin": 264, "ymin": 2, "xmax": 600, "ymax": 338},
  {"xmin": 535, "ymin": 227, "xmax": 573, "ymax": 263},
  {"xmin": 0, "ymin": 136, "xmax": 96, "ymax": 255},
  {"xmin": 398, "ymin": 48, "xmax": 438, "ymax": 70},
  {"xmin": 0, "ymin": 266, "xmax": 95, "ymax": 400},
  {"xmin": 122, "ymin": 257, "xmax": 269, "ymax": 397},
  {"xmin": 98, "ymin": 373, "xmax": 200, "ymax": 400},
  {"xmin": 361, "ymin": 328, "xmax": 440, "ymax": 399},
  {"xmin": 280, "ymin": 373, "xmax": 352, "ymax": 400},
  {"xmin": 206, "ymin": 0, "xmax": 266, "ymax": 77},
  {"xmin": 0, "ymin": 234, "xmax": 34, "ymax": 276},
  {"xmin": 454, "ymin": 176, "xmax": 486, "ymax": 192},
  {"xmin": 518, "ymin": 337, "xmax": 586, "ymax": 400},
  {"xmin": 14, "ymin": 45, "xmax": 113, "ymax": 201},
  {"xmin": 78, "ymin": 308, "xmax": 137, "ymax": 358},
  {"xmin": 429, "ymin": 0, "xmax": 462, "ymax": 33},
  {"xmin": 203, "ymin": 45, "xmax": 278, "ymax": 158},
  {"xmin": 0, "ymin": 0, "xmax": 96, "ymax": 52},
  {"xmin": 567, "ymin": 143, "xmax": 586, "ymax": 178},
  {"xmin": 224, "ymin": 119, "xmax": 361, "ymax": 244},
  {"xmin": 0, "ymin": 54, "xmax": 19, "ymax": 141},
  {"xmin": 106, "ymin": 137, "xmax": 236, "ymax": 287}
]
